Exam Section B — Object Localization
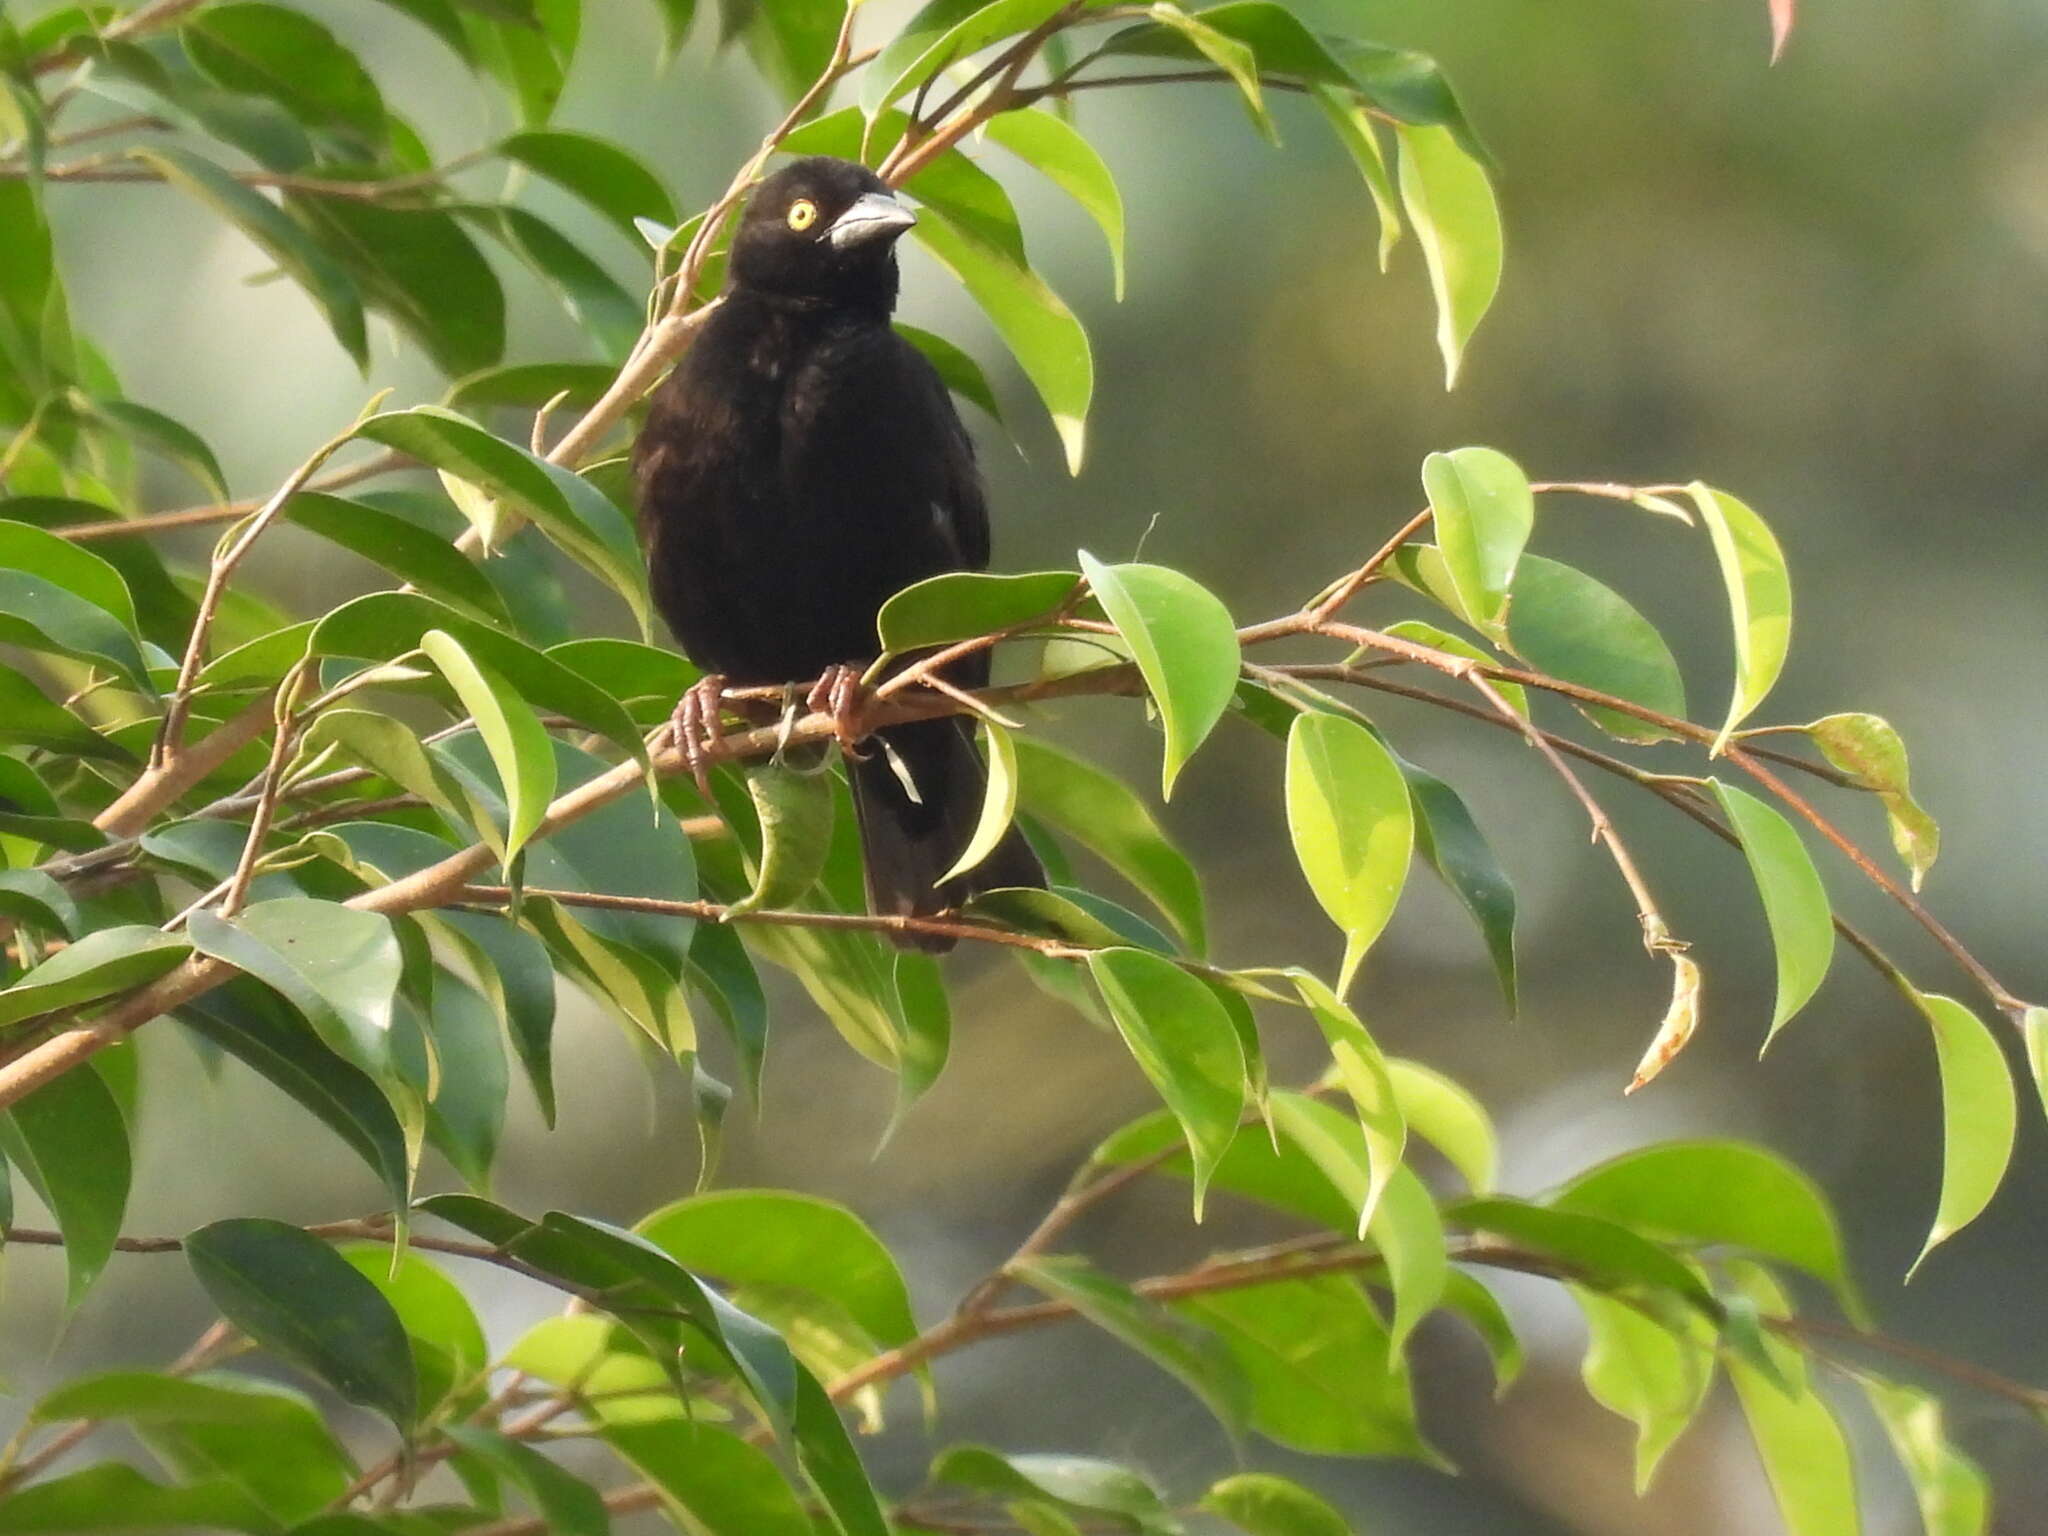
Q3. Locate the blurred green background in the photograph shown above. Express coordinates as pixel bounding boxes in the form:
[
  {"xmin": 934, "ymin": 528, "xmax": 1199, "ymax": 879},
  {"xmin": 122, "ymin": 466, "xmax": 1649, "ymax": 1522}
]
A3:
[{"xmin": 8, "ymin": 0, "xmax": 2048, "ymax": 1529}]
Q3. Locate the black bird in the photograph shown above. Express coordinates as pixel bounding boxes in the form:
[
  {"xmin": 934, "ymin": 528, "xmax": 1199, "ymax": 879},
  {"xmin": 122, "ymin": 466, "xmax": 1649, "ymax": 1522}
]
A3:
[{"xmin": 633, "ymin": 155, "xmax": 1044, "ymax": 949}]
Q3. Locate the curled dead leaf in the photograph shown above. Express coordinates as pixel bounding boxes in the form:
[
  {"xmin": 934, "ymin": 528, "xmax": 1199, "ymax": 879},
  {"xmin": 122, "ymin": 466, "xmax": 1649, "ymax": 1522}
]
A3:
[{"xmin": 1628, "ymin": 953, "xmax": 1702, "ymax": 1093}]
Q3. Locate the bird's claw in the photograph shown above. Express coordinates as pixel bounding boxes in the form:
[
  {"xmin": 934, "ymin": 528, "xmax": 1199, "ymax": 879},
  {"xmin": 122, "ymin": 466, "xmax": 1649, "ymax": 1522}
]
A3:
[
  {"xmin": 668, "ymin": 673, "xmax": 728, "ymax": 802},
  {"xmin": 807, "ymin": 665, "xmax": 870, "ymax": 759}
]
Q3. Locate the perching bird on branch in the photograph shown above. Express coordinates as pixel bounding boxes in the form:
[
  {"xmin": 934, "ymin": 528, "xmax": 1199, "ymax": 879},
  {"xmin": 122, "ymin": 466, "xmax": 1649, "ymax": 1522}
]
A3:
[{"xmin": 633, "ymin": 155, "xmax": 1045, "ymax": 949}]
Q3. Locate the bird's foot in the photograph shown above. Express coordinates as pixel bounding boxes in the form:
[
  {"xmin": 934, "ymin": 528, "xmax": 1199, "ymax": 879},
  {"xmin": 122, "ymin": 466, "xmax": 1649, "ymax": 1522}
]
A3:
[
  {"xmin": 807, "ymin": 664, "xmax": 870, "ymax": 759},
  {"xmin": 667, "ymin": 673, "xmax": 728, "ymax": 802}
]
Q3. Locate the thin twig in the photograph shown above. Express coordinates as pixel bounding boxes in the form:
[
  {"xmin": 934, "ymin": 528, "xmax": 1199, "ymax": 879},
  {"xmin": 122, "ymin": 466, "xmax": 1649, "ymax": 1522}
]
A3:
[
  {"xmin": 153, "ymin": 427, "xmax": 355, "ymax": 769},
  {"xmin": 53, "ymin": 451, "xmax": 404, "ymax": 543}
]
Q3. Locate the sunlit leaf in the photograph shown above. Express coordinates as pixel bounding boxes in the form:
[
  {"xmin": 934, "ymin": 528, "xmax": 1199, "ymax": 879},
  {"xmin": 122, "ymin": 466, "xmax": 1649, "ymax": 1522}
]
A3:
[
  {"xmin": 1283, "ymin": 977, "xmax": 1402, "ymax": 1231},
  {"xmin": 0, "ymin": 926, "xmax": 188, "ymax": 1028},
  {"xmin": 501, "ymin": 127, "xmax": 678, "ymax": 245},
  {"xmin": 1088, "ymin": 947, "xmax": 1246, "ymax": 1215},
  {"xmin": 1710, "ymin": 779, "xmax": 1834, "ymax": 1044},
  {"xmin": 1284, "ymin": 711, "xmax": 1413, "ymax": 992},
  {"xmin": 1554, "ymin": 1139, "xmax": 1866, "ymax": 1323},
  {"xmin": 876, "ymin": 569, "xmax": 1079, "ymax": 656},
  {"xmin": 1724, "ymin": 1262, "xmax": 1859, "ymax": 1536},
  {"xmin": 933, "ymin": 1445, "xmax": 1177, "ymax": 1533},
  {"xmin": 1395, "ymin": 123, "xmax": 1501, "ymax": 388},
  {"xmin": 1864, "ymin": 1380, "xmax": 1990, "ymax": 1536},
  {"xmin": 1898, "ymin": 982, "xmax": 2015, "ymax": 1270},
  {"xmin": 913, "ymin": 205, "xmax": 1093, "ymax": 473},
  {"xmin": 420, "ymin": 627, "xmax": 557, "ymax": 865},
  {"xmin": 1387, "ymin": 1057, "xmax": 1496, "ymax": 1193},
  {"xmin": 1574, "ymin": 1284, "xmax": 1715, "ymax": 1492},
  {"xmin": 1421, "ymin": 445, "xmax": 1532, "ymax": 640},
  {"xmin": 1686, "ymin": 483, "xmax": 1791, "ymax": 753},
  {"xmin": 984, "ymin": 107, "xmax": 1126, "ymax": 298},
  {"xmin": 1201, "ymin": 1473, "xmax": 1352, "ymax": 1536}
]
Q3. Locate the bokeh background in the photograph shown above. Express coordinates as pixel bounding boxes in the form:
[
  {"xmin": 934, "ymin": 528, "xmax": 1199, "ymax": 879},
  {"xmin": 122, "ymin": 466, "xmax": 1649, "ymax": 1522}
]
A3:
[{"xmin": 7, "ymin": 0, "xmax": 2048, "ymax": 1530}]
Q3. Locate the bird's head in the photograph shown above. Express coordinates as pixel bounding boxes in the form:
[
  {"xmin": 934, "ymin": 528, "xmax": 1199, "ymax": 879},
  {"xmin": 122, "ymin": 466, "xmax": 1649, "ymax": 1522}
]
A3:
[{"xmin": 729, "ymin": 156, "xmax": 917, "ymax": 310}]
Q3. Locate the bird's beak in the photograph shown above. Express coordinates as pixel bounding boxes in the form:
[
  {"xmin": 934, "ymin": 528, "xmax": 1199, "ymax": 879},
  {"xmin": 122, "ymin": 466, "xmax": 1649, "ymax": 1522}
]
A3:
[{"xmin": 827, "ymin": 191, "xmax": 916, "ymax": 249}]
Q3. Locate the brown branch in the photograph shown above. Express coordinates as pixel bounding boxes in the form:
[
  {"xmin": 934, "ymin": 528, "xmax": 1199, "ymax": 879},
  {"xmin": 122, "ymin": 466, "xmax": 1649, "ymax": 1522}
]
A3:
[
  {"xmin": 53, "ymin": 451, "xmax": 404, "ymax": 543},
  {"xmin": 1309, "ymin": 506, "xmax": 1434, "ymax": 623}
]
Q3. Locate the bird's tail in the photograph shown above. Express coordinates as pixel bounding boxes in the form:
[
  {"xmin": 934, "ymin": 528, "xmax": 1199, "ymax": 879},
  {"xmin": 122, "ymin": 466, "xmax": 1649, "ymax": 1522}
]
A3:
[{"xmin": 848, "ymin": 716, "xmax": 1045, "ymax": 952}]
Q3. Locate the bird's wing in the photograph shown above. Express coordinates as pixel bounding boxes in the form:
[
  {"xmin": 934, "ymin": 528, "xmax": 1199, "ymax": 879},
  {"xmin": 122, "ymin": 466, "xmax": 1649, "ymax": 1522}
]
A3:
[{"xmin": 782, "ymin": 321, "xmax": 990, "ymax": 579}]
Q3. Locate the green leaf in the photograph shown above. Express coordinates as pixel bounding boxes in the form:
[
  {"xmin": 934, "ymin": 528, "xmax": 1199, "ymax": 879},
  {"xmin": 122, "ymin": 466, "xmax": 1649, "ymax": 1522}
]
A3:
[
  {"xmin": 1200, "ymin": 1472, "xmax": 1352, "ymax": 1536},
  {"xmin": 310, "ymin": 592, "xmax": 645, "ymax": 760},
  {"xmin": 1178, "ymin": 1275, "xmax": 1435, "ymax": 1461},
  {"xmin": 0, "ymin": 1062, "xmax": 130, "ymax": 1304},
  {"xmin": 1091, "ymin": 1107, "xmax": 1353, "ymax": 1233},
  {"xmin": 442, "ymin": 1426, "xmax": 608, "ymax": 1535},
  {"xmin": 1313, "ymin": 85, "xmax": 1400, "ymax": 271},
  {"xmin": 283, "ymin": 492, "xmax": 508, "ymax": 623},
  {"xmin": 187, "ymin": 900, "xmax": 403, "ymax": 1087},
  {"xmin": 639, "ymin": 1190, "xmax": 920, "ymax": 1355},
  {"xmin": 183, "ymin": 2, "xmax": 387, "ymax": 156},
  {"xmin": 1284, "ymin": 711, "xmax": 1413, "ymax": 992},
  {"xmin": 339, "ymin": 1244, "xmax": 488, "ymax": 1416},
  {"xmin": 420, "ymin": 627, "xmax": 557, "ymax": 865},
  {"xmin": 1421, "ymin": 445, "xmax": 1532, "ymax": 640},
  {"xmin": 913, "ymin": 205, "xmax": 1093, "ymax": 473},
  {"xmin": 1087, "ymin": 947, "xmax": 1246, "ymax": 1215},
  {"xmin": 296, "ymin": 199, "xmax": 505, "ymax": 376},
  {"xmin": 0, "ymin": 1464, "xmax": 274, "ymax": 1534},
  {"xmin": 1863, "ymin": 1381, "xmax": 1990, "ymax": 1536},
  {"xmin": 874, "ymin": 569, "xmax": 1078, "ymax": 655},
  {"xmin": 437, "ymin": 908, "xmax": 558, "ymax": 1125},
  {"xmin": 984, "ymin": 107, "xmax": 1126, "ymax": 299},
  {"xmin": 1685, "ymin": 483, "xmax": 1791, "ymax": 752},
  {"xmin": 1080, "ymin": 553, "xmax": 1239, "ymax": 798},
  {"xmin": 1898, "ymin": 983, "xmax": 2015, "ymax": 1269},
  {"xmin": 939, "ymin": 721, "xmax": 1020, "ymax": 884},
  {"xmin": 601, "ymin": 1421, "xmax": 814, "ymax": 1536},
  {"xmin": 185, "ymin": 1217, "xmax": 418, "ymax": 1430},
  {"xmin": 446, "ymin": 360, "xmax": 618, "ymax": 415},
  {"xmin": 351, "ymin": 407, "xmax": 647, "ymax": 631},
  {"xmin": 1805, "ymin": 712, "xmax": 1938, "ymax": 891},
  {"xmin": 488, "ymin": 205, "xmax": 645, "ymax": 362},
  {"xmin": 1709, "ymin": 779, "xmax": 1834, "ymax": 1044},
  {"xmin": 0, "ymin": 517, "xmax": 138, "ymax": 632},
  {"xmin": 0, "ymin": 562, "xmax": 157, "ymax": 693},
  {"xmin": 178, "ymin": 978, "xmax": 409, "ymax": 1210},
  {"xmin": 1724, "ymin": 1262, "xmax": 1859, "ymax": 1536},
  {"xmin": 894, "ymin": 323, "xmax": 1006, "ymax": 427},
  {"xmin": 1452, "ymin": 1196, "xmax": 1716, "ymax": 1309},
  {"xmin": 1283, "ymin": 977, "xmax": 1403, "ymax": 1231},
  {"xmin": 864, "ymin": 0, "xmax": 1074, "ymax": 116},
  {"xmin": 420, "ymin": 973, "xmax": 509, "ymax": 1190},
  {"xmin": 1439, "ymin": 1269, "xmax": 1522, "ymax": 1394},
  {"xmin": 1490, "ymin": 550, "xmax": 1687, "ymax": 743},
  {"xmin": 1394, "ymin": 122, "xmax": 1501, "ymax": 388},
  {"xmin": 1553, "ymin": 1140, "xmax": 1863, "ymax": 1321},
  {"xmin": 1574, "ymin": 1283, "xmax": 1715, "ymax": 1492},
  {"xmin": 31, "ymin": 1371, "xmax": 353, "ymax": 1522},
  {"xmin": 501, "ymin": 128, "xmax": 678, "ymax": 245},
  {"xmin": 131, "ymin": 145, "xmax": 366, "ymax": 368},
  {"xmin": 0, "ymin": 926, "xmax": 188, "ymax": 1028},
  {"xmin": 932, "ymin": 1446, "xmax": 1176, "ymax": 1534},
  {"xmin": 1143, "ymin": 2, "xmax": 1270, "ymax": 138},
  {"xmin": 1399, "ymin": 755, "xmax": 1517, "ymax": 1015},
  {"xmin": 792, "ymin": 1363, "xmax": 889, "ymax": 1536},
  {"xmin": 1387, "ymin": 1056, "xmax": 1496, "ymax": 1193},
  {"xmin": 1014, "ymin": 1255, "xmax": 1248, "ymax": 1435},
  {"xmin": 1012, "ymin": 737, "xmax": 1206, "ymax": 952},
  {"xmin": 729, "ymin": 761, "xmax": 835, "ymax": 916},
  {"xmin": 0, "ymin": 868, "xmax": 80, "ymax": 938}
]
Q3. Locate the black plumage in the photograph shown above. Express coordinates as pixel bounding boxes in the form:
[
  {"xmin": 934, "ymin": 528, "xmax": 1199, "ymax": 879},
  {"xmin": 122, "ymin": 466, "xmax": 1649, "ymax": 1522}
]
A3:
[{"xmin": 633, "ymin": 156, "xmax": 1044, "ymax": 949}]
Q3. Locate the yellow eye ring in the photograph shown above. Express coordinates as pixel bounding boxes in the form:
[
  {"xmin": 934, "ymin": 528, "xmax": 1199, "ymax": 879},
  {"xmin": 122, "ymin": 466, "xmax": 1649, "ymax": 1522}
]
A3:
[{"xmin": 787, "ymin": 199, "xmax": 819, "ymax": 232}]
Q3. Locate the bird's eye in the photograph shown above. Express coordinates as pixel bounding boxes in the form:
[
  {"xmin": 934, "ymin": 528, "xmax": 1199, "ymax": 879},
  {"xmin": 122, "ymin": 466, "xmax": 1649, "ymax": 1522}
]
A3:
[{"xmin": 787, "ymin": 199, "xmax": 819, "ymax": 232}]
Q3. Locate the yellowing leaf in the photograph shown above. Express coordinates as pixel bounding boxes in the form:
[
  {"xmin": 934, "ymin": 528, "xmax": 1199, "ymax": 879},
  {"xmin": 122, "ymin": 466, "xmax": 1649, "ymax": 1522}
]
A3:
[{"xmin": 1806, "ymin": 712, "xmax": 1939, "ymax": 891}]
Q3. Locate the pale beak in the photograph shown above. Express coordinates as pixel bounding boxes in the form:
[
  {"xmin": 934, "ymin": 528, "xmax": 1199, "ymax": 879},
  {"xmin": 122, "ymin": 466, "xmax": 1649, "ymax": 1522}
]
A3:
[{"xmin": 827, "ymin": 191, "xmax": 916, "ymax": 249}]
